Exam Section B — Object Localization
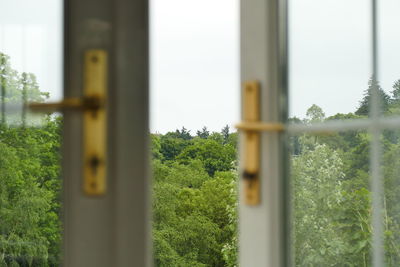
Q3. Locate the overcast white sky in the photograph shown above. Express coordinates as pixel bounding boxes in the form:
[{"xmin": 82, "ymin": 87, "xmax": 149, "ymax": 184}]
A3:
[
  {"xmin": 1, "ymin": 0, "xmax": 399, "ymax": 133},
  {"xmin": 0, "ymin": 0, "xmax": 63, "ymax": 101},
  {"xmin": 151, "ymin": 0, "xmax": 400, "ymax": 133},
  {"xmin": 290, "ymin": 0, "xmax": 400, "ymax": 120},
  {"xmin": 150, "ymin": 0, "xmax": 240, "ymax": 133}
]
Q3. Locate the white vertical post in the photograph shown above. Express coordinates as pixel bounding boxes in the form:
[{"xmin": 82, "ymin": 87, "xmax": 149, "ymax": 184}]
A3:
[
  {"xmin": 63, "ymin": 0, "xmax": 150, "ymax": 266},
  {"xmin": 370, "ymin": 0, "xmax": 384, "ymax": 266},
  {"xmin": 239, "ymin": 0, "xmax": 287, "ymax": 266}
]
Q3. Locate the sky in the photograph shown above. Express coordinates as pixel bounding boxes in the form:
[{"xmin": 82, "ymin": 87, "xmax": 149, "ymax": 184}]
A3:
[
  {"xmin": 150, "ymin": 0, "xmax": 400, "ymax": 133},
  {"xmin": 0, "ymin": 0, "xmax": 63, "ymax": 101},
  {"xmin": 1, "ymin": 0, "xmax": 399, "ymax": 133},
  {"xmin": 289, "ymin": 0, "xmax": 400, "ymax": 119},
  {"xmin": 150, "ymin": 0, "xmax": 240, "ymax": 134}
]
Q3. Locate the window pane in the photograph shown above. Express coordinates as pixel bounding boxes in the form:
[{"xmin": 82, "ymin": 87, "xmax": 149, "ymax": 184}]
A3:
[
  {"xmin": 289, "ymin": 0, "xmax": 372, "ymax": 120},
  {"xmin": 383, "ymin": 130, "xmax": 400, "ymax": 264},
  {"xmin": 0, "ymin": 1, "xmax": 63, "ymax": 265},
  {"xmin": 150, "ymin": 0, "xmax": 239, "ymax": 266},
  {"xmin": 290, "ymin": 131, "xmax": 372, "ymax": 265},
  {"xmin": 378, "ymin": 0, "xmax": 400, "ymax": 117}
]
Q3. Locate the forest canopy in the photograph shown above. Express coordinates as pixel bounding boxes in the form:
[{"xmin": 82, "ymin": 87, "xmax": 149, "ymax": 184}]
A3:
[{"xmin": 151, "ymin": 78, "xmax": 400, "ymax": 266}]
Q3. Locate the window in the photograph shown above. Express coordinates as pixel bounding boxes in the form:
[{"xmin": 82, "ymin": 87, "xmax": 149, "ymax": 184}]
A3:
[
  {"xmin": 3, "ymin": 0, "xmax": 397, "ymax": 265},
  {"xmin": 288, "ymin": 0, "xmax": 400, "ymax": 266},
  {"xmin": 150, "ymin": 0, "xmax": 240, "ymax": 265},
  {"xmin": 0, "ymin": 1, "xmax": 63, "ymax": 265},
  {"xmin": 240, "ymin": 0, "xmax": 400, "ymax": 266}
]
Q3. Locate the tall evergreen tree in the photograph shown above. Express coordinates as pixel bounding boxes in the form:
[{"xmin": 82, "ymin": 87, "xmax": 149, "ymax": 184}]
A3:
[
  {"xmin": 221, "ymin": 125, "xmax": 230, "ymax": 144},
  {"xmin": 196, "ymin": 126, "xmax": 210, "ymax": 139},
  {"xmin": 356, "ymin": 78, "xmax": 390, "ymax": 116}
]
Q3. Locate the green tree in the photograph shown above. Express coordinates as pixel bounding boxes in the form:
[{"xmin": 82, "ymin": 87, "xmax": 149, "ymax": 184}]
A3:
[
  {"xmin": 0, "ymin": 52, "xmax": 61, "ymax": 266},
  {"xmin": 390, "ymin": 79, "xmax": 400, "ymax": 101},
  {"xmin": 356, "ymin": 78, "xmax": 390, "ymax": 116},
  {"xmin": 306, "ymin": 104, "xmax": 325, "ymax": 123},
  {"xmin": 159, "ymin": 133, "xmax": 189, "ymax": 162},
  {"xmin": 196, "ymin": 126, "xmax": 210, "ymax": 139},
  {"xmin": 221, "ymin": 125, "xmax": 230, "ymax": 144},
  {"xmin": 0, "ymin": 140, "xmax": 53, "ymax": 265},
  {"xmin": 383, "ymin": 143, "xmax": 400, "ymax": 264},
  {"xmin": 151, "ymin": 134, "xmax": 164, "ymax": 160},
  {"xmin": 152, "ymin": 159, "xmax": 238, "ymax": 266},
  {"xmin": 174, "ymin": 127, "xmax": 192, "ymax": 140},
  {"xmin": 293, "ymin": 143, "xmax": 372, "ymax": 266},
  {"xmin": 177, "ymin": 138, "xmax": 236, "ymax": 176}
]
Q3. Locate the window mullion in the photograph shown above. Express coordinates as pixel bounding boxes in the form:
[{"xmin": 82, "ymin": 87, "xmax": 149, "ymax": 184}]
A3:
[{"xmin": 370, "ymin": 0, "xmax": 384, "ymax": 265}]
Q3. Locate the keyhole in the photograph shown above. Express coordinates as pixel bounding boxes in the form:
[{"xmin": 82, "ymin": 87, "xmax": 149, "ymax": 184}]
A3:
[
  {"xmin": 89, "ymin": 156, "xmax": 101, "ymax": 189},
  {"xmin": 91, "ymin": 55, "xmax": 99, "ymax": 63},
  {"xmin": 91, "ymin": 110, "xmax": 98, "ymax": 119},
  {"xmin": 243, "ymin": 170, "xmax": 256, "ymax": 180},
  {"xmin": 89, "ymin": 155, "xmax": 101, "ymax": 173}
]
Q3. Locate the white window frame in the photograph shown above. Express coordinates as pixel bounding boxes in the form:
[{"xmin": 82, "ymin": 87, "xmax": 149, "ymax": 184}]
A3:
[
  {"xmin": 239, "ymin": 0, "xmax": 289, "ymax": 266},
  {"xmin": 63, "ymin": 0, "xmax": 151, "ymax": 266},
  {"xmin": 239, "ymin": 0, "xmax": 386, "ymax": 266}
]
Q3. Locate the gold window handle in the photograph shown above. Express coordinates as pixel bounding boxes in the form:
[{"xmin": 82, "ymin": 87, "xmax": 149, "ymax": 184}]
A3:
[
  {"xmin": 28, "ymin": 96, "xmax": 105, "ymax": 114},
  {"xmin": 235, "ymin": 81, "xmax": 284, "ymax": 206},
  {"xmin": 27, "ymin": 50, "xmax": 108, "ymax": 197}
]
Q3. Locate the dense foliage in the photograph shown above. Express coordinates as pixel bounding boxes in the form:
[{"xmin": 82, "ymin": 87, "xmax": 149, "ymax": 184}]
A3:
[
  {"xmin": 291, "ymin": 79, "xmax": 400, "ymax": 266},
  {"xmin": 151, "ymin": 127, "xmax": 238, "ymax": 266},
  {"xmin": 0, "ymin": 52, "xmax": 61, "ymax": 266}
]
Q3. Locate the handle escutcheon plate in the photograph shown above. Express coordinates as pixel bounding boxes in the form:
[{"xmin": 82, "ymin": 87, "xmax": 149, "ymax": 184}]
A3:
[{"xmin": 82, "ymin": 50, "xmax": 107, "ymax": 196}]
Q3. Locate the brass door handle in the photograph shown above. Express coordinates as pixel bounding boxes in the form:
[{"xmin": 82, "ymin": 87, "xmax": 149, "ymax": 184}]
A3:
[
  {"xmin": 235, "ymin": 81, "xmax": 284, "ymax": 206},
  {"xmin": 28, "ymin": 50, "xmax": 108, "ymax": 197}
]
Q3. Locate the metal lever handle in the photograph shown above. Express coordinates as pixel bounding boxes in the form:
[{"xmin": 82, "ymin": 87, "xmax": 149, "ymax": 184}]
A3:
[
  {"xmin": 28, "ymin": 96, "xmax": 105, "ymax": 114},
  {"xmin": 236, "ymin": 81, "xmax": 284, "ymax": 206},
  {"xmin": 235, "ymin": 121, "xmax": 284, "ymax": 132},
  {"xmin": 26, "ymin": 49, "xmax": 108, "ymax": 197}
]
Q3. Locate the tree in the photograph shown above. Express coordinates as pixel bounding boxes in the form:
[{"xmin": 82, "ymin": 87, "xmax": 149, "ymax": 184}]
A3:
[
  {"xmin": 176, "ymin": 138, "xmax": 236, "ymax": 176},
  {"xmin": 306, "ymin": 104, "xmax": 325, "ymax": 123},
  {"xmin": 387, "ymin": 79, "xmax": 400, "ymax": 117},
  {"xmin": 152, "ymin": 158, "xmax": 238, "ymax": 266},
  {"xmin": 0, "ymin": 52, "xmax": 61, "ymax": 266},
  {"xmin": 159, "ymin": 134, "xmax": 188, "ymax": 161},
  {"xmin": 221, "ymin": 125, "xmax": 230, "ymax": 144},
  {"xmin": 196, "ymin": 126, "xmax": 210, "ymax": 139},
  {"xmin": 175, "ymin": 127, "xmax": 192, "ymax": 140},
  {"xmin": 0, "ymin": 53, "xmax": 49, "ymax": 127},
  {"xmin": 390, "ymin": 79, "xmax": 400, "ymax": 101},
  {"xmin": 293, "ymin": 144, "xmax": 343, "ymax": 265},
  {"xmin": 151, "ymin": 134, "xmax": 164, "ymax": 160},
  {"xmin": 382, "ymin": 143, "xmax": 400, "ymax": 264},
  {"xmin": 356, "ymin": 78, "xmax": 390, "ymax": 116},
  {"xmin": 0, "ymin": 139, "xmax": 54, "ymax": 265}
]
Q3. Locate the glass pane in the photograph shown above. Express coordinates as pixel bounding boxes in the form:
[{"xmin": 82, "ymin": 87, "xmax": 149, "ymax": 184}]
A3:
[
  {"xmin": 290, "ymin": 131, "xmax": 372, "ymax": 265},
  {"xmin": 150, "ymin": 0, "xmax": 239, "ymax": 132},
  {"xmin": 150, "ymin": 0, "xmax": 239, "ymax": 266},
  {"xmin": 378, "ymin": 1, "xmax": 400, "ymax": 117},
  {"xmin": 0, "ymin": 1, "xmax": 63, "ymax": 265},
  {"xmin": 289, "ymin": 0, "xmax": 372, "ymax": 121},
  {"xmin": 383, "ymin": 130, "xmax": 400, "ymax": 265}
]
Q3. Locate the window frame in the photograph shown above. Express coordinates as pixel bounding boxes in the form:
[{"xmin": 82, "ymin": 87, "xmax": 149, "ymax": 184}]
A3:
[
  {"xmin": 240, "ymin": 0, "xmax": 387, "ymax": 266},
  {"xmin": 62, "ymin": 0, "xmax": 151, "ymax": 266},
  {"xmin": 239, "ymin": 0, "xmax": 289, "ymax": 266},
  {"xmin": 286, "ymin": 0, "xmax": 384, "ymax": 266}
]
